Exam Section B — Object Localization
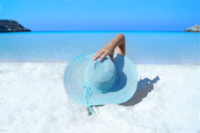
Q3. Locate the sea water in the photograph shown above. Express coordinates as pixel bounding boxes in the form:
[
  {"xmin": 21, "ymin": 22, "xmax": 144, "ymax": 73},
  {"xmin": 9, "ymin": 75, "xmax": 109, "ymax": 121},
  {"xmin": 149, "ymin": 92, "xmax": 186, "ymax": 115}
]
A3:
[{"xmin": 0, "ymin": 31, "xmax": 200, "ymax": 64}]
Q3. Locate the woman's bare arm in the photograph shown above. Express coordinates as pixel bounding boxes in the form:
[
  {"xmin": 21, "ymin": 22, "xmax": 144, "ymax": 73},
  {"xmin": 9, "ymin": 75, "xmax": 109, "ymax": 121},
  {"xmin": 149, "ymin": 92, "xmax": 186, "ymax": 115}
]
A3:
[{"xmin": 92, "ymin": 33, "xmax": 125, "ymax": 61}]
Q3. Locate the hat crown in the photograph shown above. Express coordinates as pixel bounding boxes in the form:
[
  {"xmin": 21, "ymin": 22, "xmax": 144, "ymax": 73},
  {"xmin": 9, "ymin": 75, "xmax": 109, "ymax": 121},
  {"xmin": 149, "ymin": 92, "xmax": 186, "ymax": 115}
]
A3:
[{"xmin": 85, "ymin": 57, "xmax": 116, "ymax": 92}]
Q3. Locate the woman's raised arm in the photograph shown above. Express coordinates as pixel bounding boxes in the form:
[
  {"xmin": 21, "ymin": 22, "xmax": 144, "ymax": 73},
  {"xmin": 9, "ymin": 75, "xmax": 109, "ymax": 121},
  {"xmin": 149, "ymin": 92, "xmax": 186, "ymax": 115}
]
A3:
[{"xmin": 92, "ymin": 33, "xmax": 125, "ymax": 61}]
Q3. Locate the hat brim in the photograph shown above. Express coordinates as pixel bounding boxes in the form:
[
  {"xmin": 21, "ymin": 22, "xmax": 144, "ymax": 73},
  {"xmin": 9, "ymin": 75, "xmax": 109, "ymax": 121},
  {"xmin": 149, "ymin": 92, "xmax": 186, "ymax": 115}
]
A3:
[{"xmin": 64, "ymin": 53, "xmax": 138, "ymax": 106}]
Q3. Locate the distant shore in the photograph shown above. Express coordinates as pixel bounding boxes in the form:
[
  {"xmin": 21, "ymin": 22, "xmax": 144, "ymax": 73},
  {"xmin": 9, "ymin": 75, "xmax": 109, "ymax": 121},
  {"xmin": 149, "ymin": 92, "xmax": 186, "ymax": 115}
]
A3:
[
  {"xmin": 0, "ymin": 19, "xmax": 31, "ymax": 33},
  {"xmin": 184, "ymin": 24, "xmax": 200, "ymax": 32}
]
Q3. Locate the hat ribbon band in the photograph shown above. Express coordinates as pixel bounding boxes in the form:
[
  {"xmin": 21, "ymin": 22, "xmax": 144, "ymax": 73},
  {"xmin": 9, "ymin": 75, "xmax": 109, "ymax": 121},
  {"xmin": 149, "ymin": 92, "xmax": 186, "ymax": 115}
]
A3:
[{"xmin": 82, "ymin": 84, "xmax": 96, "ymax": 115}]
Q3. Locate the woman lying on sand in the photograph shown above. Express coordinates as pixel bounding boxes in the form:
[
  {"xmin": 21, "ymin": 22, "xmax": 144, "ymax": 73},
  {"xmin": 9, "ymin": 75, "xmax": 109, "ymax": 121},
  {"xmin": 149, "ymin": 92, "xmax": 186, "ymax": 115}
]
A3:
[{"xmin": 64, "ymin": 33, "xmax": 137, "ymax": 115}]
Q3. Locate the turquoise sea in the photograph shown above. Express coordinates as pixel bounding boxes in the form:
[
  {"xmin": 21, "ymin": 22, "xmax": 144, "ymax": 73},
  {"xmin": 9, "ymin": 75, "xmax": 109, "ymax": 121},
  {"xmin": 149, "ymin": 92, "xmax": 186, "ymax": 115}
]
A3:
[{"xmin": 0, "ymin": 31, "xmax": 200, "ymax": 64}]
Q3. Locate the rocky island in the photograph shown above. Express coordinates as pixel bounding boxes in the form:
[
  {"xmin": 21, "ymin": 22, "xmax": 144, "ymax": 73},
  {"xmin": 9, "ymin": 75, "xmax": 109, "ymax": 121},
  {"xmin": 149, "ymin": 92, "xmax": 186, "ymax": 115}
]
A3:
[
  {"xmin": 0, "ymin": 19, "xmax": 31, "ymax": 33},
  {"xmin": 184, "ymin": 24, "xmax": 200, "ymax": 32}
]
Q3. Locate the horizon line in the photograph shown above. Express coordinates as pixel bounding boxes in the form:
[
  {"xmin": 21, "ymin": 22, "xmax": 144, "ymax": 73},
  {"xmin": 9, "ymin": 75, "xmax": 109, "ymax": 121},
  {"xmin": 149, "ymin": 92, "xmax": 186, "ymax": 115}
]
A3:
[{"xmin": 31, "ymin": 30, "xmax": 185, "ymax": 32}]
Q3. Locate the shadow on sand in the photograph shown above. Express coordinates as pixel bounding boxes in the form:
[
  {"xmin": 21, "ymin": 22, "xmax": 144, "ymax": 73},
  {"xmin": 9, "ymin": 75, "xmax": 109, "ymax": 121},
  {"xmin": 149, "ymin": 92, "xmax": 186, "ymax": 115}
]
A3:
[
  {"xmin": 120, "ymin": 76, "xmax": 160, "ymax": 106},
  {"xmin": 88, "ymin": 76, "xmax": 160, "ymax": 115}
]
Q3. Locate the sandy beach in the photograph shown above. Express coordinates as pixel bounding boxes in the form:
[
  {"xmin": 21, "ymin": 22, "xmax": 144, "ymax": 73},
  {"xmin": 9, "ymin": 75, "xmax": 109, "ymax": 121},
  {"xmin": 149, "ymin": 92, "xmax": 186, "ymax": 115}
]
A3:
[{"xmin": 0, "ymin": 62, "xmax": 200, "ymax": 133}]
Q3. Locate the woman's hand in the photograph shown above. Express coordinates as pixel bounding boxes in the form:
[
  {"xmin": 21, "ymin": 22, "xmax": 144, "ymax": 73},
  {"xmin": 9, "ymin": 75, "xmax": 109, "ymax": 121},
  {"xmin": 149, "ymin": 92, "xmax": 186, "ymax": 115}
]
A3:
[
  {"xmin": 92, "ymin": 33, "xmax": 125, "ymax": 62},
  {"xmin": 92, "ymin": 43, "xmax": 115, "ymax": 61}
]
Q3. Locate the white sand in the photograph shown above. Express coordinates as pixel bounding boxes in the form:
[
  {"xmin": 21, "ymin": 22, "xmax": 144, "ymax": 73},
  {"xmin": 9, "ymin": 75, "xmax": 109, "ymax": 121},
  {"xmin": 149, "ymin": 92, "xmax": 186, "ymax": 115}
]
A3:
[{"xmin": 0, "ymin": 63, "xmax": 200, "ymax": 133}]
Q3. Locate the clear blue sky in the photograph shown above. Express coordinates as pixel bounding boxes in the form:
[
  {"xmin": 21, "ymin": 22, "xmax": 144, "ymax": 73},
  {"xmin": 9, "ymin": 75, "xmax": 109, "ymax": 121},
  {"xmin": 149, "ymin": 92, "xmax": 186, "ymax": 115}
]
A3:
[{"xmin": 0, "ymin": 0, "xmax": 199, "ymax": 31}]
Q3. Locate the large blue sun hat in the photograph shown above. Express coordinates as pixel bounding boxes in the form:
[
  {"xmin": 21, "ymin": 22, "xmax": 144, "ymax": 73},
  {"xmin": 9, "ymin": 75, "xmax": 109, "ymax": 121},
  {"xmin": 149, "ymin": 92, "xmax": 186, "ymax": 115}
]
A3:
[{"xmin": 64, "ymin": 53, "xmax": 138, "ymax": 114}]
